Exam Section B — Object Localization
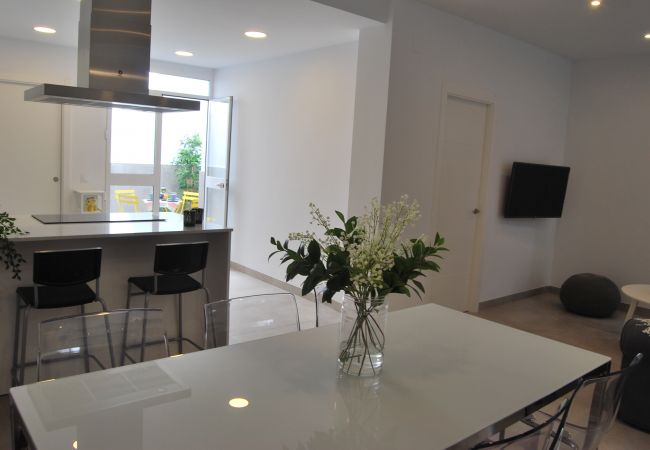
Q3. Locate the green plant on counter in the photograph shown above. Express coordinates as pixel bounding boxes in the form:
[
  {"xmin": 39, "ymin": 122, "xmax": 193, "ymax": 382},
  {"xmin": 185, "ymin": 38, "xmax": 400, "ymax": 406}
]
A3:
[
  {"xmin": 173, "ymin": 133, "xmax": 203, "ymax": 192},
  {"xmin": 0, "ymin": 212, "xmax": 26, "ymax": 279}
]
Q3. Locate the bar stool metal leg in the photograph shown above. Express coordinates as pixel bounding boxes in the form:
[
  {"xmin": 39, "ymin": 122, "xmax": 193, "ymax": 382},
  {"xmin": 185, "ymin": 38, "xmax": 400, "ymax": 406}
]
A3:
[
  {"xmin": 80, "ymin": 304, "xmax": 91, "ymax": 373},
  {"xmin": 18, "ymin": 306, "xmax": 30, "ymax": 386},
  {"xmin": 177, "ymin": 294, "xmax": 183, "ymax": 354},
  {"xmin": 121, "ymin": 283, "xmax": 133, "ymax": 366},
  {"xmin": 11, "ymin": 297, "xmax": 23, "ymax": 386},
  {"xmin": 139, "ymin": 293, "xmax": 150, "ymax": 362},
  {"xmin": 202, "ymin": 287, "xmax": 211, "ymax": 349}
]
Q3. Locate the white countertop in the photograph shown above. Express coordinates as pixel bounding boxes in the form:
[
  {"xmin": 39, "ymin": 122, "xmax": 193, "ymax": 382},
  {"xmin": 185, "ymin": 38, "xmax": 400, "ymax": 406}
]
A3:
[
  {"xmin": 9, "ymin": 213, "xmax": 232, "ymax": 242},
  {"xmin": 10, "ymin": 304, "xmax": 610, "ymax": 450}
]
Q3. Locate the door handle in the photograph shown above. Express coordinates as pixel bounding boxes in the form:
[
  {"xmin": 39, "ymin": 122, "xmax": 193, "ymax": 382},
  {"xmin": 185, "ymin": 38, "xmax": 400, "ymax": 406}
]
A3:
[{"xmin": 472, "ymin": 208, "xmax": 480, "ymax": 215}]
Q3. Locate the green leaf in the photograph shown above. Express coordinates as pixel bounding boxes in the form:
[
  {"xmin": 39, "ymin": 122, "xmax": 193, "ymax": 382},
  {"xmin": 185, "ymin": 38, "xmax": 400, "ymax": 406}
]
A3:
[{"xmin": 306, "ymin": 239, "xmax": 321, "ymax": 262}]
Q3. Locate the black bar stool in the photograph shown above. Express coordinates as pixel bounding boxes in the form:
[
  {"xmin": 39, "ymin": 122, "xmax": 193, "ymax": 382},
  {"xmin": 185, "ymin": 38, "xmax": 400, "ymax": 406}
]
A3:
[
  {"xmin": 125, "ymin": 242, "xmax": 210, "ymax": 358},
  {"xmin": 12, "ymin": 247, "xmax": 106, "ymax": 386}
]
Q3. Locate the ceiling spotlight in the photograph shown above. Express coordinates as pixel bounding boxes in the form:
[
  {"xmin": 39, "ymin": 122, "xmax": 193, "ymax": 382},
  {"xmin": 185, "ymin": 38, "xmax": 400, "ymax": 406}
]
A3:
[
  {"xmin": 175, "ymin": 50, "xmax": 193, "ymax": 57},
  {"xmin": 34, "ymin": 26, "xmax": 56, "ymax": 34},
  {"xmin": 228, "ymin": 397, "xmax": 250, "ymax": 408},
  {"xmin": 244, "ymin": 31, "xmax": 267, "ymax": 39},
  {"xmin": 590, "ymin": 0, "xmax": 601, "ymax": 6}
]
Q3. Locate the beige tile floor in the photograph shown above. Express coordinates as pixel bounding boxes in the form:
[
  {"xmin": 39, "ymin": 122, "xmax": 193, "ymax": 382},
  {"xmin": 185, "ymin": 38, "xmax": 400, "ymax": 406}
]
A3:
[
  {"xmin": 478, "ymin": 292, "xmax": 650, "ymax": 450},
  {"xmin": 1, "ymin": 282, "xmax": 647, "ymax": 449}
]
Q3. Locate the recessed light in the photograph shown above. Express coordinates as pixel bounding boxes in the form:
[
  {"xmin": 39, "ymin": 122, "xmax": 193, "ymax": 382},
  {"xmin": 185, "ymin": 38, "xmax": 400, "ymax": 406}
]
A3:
[
  {"xmin": 175, "ymin": 50, "xmax": 193, "ymax": 57},
  {"xmin": 34, "ymin": 26, "xmax": 56, "ymax": 34},
  {"xmin": 244, "ymin": 31, "xmax": 267, "ymax": 39},
  {"xmin": 228, "ymin": 397, "xmax": 249, "ymax": 408},
  {"xmin": 590, "ymin": 0, "xmax": 601, "ymax": 6},
  {"xmin": 645, "ymin": 33, "xmax": 650, "ymax": 40}
]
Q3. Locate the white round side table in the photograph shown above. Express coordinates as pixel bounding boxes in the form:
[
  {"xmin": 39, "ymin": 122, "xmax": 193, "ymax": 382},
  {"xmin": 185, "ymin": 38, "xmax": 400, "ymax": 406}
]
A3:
[{"xmin": 621, "ymin": 284, "xmax": 650, "ymax": 322}]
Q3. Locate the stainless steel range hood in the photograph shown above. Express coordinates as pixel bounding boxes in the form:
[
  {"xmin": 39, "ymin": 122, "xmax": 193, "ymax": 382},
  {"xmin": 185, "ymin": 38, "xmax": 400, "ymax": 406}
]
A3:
[{"xmin": 24, "ymin": 0, "xmax": 200, "ymax": 113}]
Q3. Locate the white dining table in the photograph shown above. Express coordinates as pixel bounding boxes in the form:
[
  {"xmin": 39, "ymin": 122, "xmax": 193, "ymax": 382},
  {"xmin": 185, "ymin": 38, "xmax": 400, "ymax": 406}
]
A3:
[{"xmin": 9, "ymin": 303, "xmax": 610, "ymax": 450}]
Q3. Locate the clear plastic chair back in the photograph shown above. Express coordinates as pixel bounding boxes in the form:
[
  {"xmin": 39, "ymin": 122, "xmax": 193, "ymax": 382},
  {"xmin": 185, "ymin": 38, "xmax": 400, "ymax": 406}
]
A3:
[
  {"xmin": 475, "ymin": 400, "xmax": 569, "ymax": 449},
  {"xmin": 37, "ymin": 309, "xmax": 168, "ymax": 381},
  {"xmin": 562, "ymin": 356, "xmax": 641, "ymax": 450},
  {"xmin": 204, "ymin": 293, "xmax": 301, "ymax": 348}
]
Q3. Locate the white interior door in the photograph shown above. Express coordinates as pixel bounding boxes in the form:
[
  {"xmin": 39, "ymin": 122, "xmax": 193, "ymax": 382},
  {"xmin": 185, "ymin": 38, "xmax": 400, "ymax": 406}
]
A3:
[
  {"xmin": 431, "ymin": 95, "xmax": 490, "ymax": 311},
  {"xmin": 204, "ymin": 97, "xmax": 233, "ymax": 227},
  {"xmin": 0, "ymin": 81, "xmax": 61, "ymax": 215}
]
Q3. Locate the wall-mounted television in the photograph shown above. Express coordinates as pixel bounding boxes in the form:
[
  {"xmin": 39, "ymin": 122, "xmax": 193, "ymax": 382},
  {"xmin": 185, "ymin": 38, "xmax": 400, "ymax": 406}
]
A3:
[{"xmin": 504, "ymin": 162, "xmax": 570, "ymax": 218}]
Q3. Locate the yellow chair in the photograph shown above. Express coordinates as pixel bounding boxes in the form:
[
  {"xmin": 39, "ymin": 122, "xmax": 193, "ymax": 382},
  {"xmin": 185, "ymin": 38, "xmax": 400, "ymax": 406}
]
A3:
[
  {"xmin": 115, "ymin": 189, "xmax": 140, "ymax": 212},
  {"xmin": 175, "ymin": 191, "xmax": 199, "ymax": 213}
]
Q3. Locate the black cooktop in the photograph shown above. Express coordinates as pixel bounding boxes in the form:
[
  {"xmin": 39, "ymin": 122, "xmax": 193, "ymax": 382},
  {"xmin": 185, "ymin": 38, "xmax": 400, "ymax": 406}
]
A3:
[{"xmin": 32, "ymin": 213, "xmax": 166, "ymax": 224}]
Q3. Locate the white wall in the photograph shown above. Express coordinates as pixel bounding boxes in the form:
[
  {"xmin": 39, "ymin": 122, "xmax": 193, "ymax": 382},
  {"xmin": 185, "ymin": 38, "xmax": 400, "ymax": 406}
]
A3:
[
  {"xmin": 552, "ymin": 55, "xmax": 650, "ymax": 287},
  {"xmin": 0, "ymin": 37, "xmax": 76, "ymax": 84},
  {"xmin": 214, "ymin": 43, "xmax": 359, "ymax": 281},
  {"xmin": 0, "ymin": 36, "xmax": 213, "ymax": 84},
  {"xmin": 346, "ymin": 24, "xmax": 392, "ymax": 216},
  {"xmin": 381, "ymin": 0, "xmax": 573, "ymax": 306},
  {"xmin": 60, "ymin": 106, "xmax": 109, "ymax": 213},
  {"xmin": 310, "ymin": 0, "xmax": 392, "ymax": 23}
]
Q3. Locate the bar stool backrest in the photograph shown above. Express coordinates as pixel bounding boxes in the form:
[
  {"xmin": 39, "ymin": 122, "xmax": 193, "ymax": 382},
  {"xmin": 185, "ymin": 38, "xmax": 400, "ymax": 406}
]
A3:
[
  {"xmin": 33, "ymin": 247, "xmax": 102, "ymax": 286},
  {"xmin": 153, "ymin": 242, "xmax": 209, "ymax": 276}
]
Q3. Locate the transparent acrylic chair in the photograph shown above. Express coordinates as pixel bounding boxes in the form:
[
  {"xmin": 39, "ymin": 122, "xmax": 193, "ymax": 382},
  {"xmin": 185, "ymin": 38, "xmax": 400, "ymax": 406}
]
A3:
[
  {"xmin": 473, "ymin": 398, "xmax": 572, "ymax": 449},
  {"xmin": 522, "ymin": 353, "xmax": 643, "ymax": 450},
  {"xmin": 37, "ymin": 309, "xmax": 168, "ymax": 381},
  {"xmin": 204, "ymin": 293, "xmax": 301, "ymax": 349}
]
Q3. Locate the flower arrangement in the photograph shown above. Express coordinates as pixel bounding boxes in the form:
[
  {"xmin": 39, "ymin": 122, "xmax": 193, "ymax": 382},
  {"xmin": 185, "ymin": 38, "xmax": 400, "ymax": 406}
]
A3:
[{"xmin": 270, "ymin": 196, "xmax": 447, "ymax": 375}]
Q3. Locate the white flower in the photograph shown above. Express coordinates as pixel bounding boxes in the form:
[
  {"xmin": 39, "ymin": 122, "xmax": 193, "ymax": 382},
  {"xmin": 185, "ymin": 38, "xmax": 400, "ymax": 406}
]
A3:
[{"xmin": 285, "ymin": 196, "xmax": 424, "ymax": 297}]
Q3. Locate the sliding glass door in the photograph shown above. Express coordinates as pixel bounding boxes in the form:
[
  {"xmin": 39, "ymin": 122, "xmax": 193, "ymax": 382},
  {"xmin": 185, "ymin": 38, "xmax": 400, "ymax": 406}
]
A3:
[
  {"xmin": 204, "ymin": 97, "xmax": 233, "ymax": 227},
  {"xmin": 107, "ymin": 109, "xmax": 160, "ymax": 214},
  {"xmin": 160, "ymin": 98, "xmax": 208, "ymax": 214},
  {"xmin": 105, "ymin": 74, "xmax": 231, "ymax": 223}
]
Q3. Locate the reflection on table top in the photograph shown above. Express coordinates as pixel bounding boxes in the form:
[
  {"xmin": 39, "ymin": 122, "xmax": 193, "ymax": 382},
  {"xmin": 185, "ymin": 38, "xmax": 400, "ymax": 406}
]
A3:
[{"xmin": 10, "ymin": 304, "xmax": 610, "ymax": 450}]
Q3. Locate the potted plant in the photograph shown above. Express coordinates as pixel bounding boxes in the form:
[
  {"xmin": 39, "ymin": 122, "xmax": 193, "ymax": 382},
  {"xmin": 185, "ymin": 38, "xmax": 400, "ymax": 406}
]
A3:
[
  {"xmin": 173, "ymin": 134, "xmax": 203, "ymax": 193},
  {"xmin": 270, "ymin": 196, "xmax": 447, "ymax": 376},
  {"xmin": 0, "ymin": 212, "xmax": 26, "ymax": 279}
]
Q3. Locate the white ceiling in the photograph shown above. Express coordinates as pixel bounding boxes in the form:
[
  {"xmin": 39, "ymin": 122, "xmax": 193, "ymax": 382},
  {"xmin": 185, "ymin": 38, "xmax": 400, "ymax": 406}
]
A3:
[
  {"xmin": 419, "ymin": 0, "xmax": 650, "ymax": 60},
  {"xmin": 0, "ymin": 0, "xmax": 376, "ymax": 68}
]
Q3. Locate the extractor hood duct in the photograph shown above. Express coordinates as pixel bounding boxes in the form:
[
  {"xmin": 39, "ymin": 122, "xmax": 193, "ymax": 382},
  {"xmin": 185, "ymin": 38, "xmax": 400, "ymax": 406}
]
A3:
[{"xmin": 24, "ymin": 0, "xmax": 200, "ymax": 113}]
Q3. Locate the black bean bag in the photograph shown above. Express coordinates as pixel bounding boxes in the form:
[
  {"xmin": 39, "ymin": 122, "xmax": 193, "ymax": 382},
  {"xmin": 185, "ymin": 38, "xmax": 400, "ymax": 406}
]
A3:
[
  {"xmin": 560, "ymin": 273, "xmax": 620, "ymax": 318},
  {"xmin": 619, "ymin": 319, "xmax": 650, "ymax": 431}
]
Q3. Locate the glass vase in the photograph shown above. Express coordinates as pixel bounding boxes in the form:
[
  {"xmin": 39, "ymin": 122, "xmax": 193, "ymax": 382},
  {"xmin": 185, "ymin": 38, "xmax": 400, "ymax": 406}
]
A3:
[{"xmin": 338, "ymin": 295, "xmax": 388, "ymax": 376}]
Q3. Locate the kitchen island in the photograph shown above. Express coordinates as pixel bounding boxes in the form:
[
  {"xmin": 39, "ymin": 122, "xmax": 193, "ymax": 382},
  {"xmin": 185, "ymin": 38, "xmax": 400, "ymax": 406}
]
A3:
[{"xmin": 0, "ymin": 213, "xmax": 231, "ymax": 393}]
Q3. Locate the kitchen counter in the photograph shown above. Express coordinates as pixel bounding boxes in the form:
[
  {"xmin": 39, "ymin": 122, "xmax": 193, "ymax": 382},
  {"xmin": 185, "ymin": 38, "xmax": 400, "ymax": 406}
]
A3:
[
  {"xmin": 0, "ymin": 212, "xmax": 232, "ymax": 393},
  {"xmin": 10, "ymin": 213, "xmax": 232, "ymax": 242}
]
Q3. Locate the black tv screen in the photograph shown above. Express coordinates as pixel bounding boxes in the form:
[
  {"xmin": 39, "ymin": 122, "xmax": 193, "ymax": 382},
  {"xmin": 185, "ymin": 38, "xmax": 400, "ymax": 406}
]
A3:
[{"xmin": 504, "ymin": 162, "xmax": 570, "ymax": 218}]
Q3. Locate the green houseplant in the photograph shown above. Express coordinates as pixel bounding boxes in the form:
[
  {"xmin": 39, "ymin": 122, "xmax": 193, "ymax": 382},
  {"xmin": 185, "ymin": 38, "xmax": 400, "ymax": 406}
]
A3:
[
  {"xmin": 270, "ymin": 196, "xmax": 447, "ymax": 376},
  {"xmin": 0, "ymin": 212, "xmax": 26, "ymax": 279},
  {"xmin": 173, "ymin": 133, "xmax": 203, "ymax": 192}
]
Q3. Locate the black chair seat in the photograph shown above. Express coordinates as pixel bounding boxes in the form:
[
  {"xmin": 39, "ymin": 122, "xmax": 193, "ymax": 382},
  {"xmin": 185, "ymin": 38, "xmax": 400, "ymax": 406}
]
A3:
[
  {"xmin": 619, "ymin": 319, "xmax": 650, "ymax": 431},
  {"xmin": 16, "ymin": 284, "xmax": 97, "ymax": 309},
  {"xmin": 129, "ymin": 274, "xmax": 202, "ymax": 295}
]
